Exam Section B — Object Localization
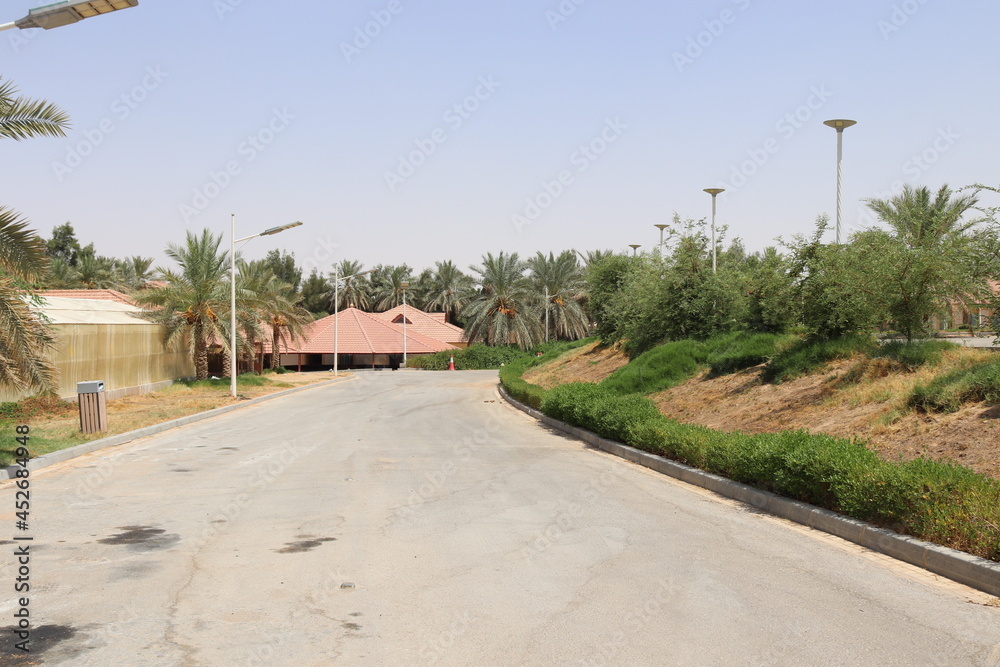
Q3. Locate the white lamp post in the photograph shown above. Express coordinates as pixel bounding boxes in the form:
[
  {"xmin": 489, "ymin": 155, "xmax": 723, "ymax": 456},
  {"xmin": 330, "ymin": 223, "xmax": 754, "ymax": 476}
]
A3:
[
  {"xmin": 824, "ymin": 119, "xmax": 857, "ymax": 244},
  {"xmin": 654, "ymin": 224, "xmax": 669, "ymax": 253},
  {"xmin": 0, "ymin": 0, "xmax": 139, "ymax": 31},
  {"xmin": 230, "ymin": 215, "xmax": 302, "ymax": 399},
  {"xmin": 629, "ymin": 244, "xmax": 641, "ymax": 257},
  {"xmin": 332, "ymin": 267, "xmax": 373, "ymax": 377},
  {"xmin": 704, "ymin": 188, "xmax": 725, "ymax": 274},
  {"xmin": 400, "ymin": 281, "xmax": 409, "ymax": 368}
]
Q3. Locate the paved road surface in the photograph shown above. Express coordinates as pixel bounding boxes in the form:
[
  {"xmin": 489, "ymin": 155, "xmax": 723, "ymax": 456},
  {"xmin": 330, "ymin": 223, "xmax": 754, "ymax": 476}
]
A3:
[{"xmin": 1, "ymin": 371, "xmax": 998, "ymax": 666}]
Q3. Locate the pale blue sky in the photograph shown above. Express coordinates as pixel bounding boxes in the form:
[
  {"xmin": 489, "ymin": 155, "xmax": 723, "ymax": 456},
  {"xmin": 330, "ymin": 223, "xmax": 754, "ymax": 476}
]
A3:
[{"xmin": 5, "ymin": 1, "xmax": 999, "ymax": 275}]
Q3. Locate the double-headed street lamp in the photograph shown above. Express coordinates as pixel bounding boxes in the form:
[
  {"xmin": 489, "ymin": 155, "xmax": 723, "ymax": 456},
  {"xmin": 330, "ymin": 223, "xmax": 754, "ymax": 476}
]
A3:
[
  {"xmin": 230, "ymin": 215, "xmax": 302, "ymax": 399},
  {"xmin": 332, "ymin": 267, "xmax": 374, "ymax": 377},
  {"xmin": 703, "ymin": 188, "xmax": 725, "ymax": 274},
  {"xmin": 0, "ymin": 0, "xmax": 139, "ymax": 31},
  {"xmin": 824, "ymin": 119, "xmax": 857, "ymax": 245}
]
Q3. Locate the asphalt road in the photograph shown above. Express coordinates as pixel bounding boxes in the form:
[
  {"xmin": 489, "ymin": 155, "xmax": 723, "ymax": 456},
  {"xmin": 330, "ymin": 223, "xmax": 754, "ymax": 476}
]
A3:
[{"xmin": 1, "ymin": 370, "xmax": 998, "ymax": 666}]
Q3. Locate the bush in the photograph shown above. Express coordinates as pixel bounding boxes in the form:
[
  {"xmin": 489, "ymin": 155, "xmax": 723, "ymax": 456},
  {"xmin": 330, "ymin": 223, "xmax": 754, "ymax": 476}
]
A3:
[
  {"xmin": 601, "ymin": 340, "xmax": 708, "ymax": 395},
  {"xmin": 705, "ymin": 331, "xmax": 795, "ymax": 376},
  {"xmin": 909, "ymin": 357, "xmax": 1000, "ymax": 413},
  {"xmin": 762, "ymin": 334, "xmax": 876, "ymax": 384},
  {"xmin": 871, "ymin": 340, "xmax": 954, "ymax": 370}
]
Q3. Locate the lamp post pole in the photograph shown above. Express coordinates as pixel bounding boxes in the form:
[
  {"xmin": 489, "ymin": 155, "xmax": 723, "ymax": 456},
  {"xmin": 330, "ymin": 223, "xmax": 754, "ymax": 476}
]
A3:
[
  {"xmin": 545, "ymin": 285, "xmax": 549, "ymax": 344},
  {"xmin": 824, "ymin": 119, "xmax": 857, "ymax": 244},
  {"xmin": 629, "ymin": 244, "xmax": 641, "ymax": 257},
  {"xmin": 654, "ymin": 224, "xmax": 669, "ymax": 253},
  {"xmin": 229, "ymin": 217, "xmax": 303, "ymax": 398},
  {"xmin": 401, "ymin": 281, "xmax": 409, "ymax": 368},
  {"xmin": 703, "ymin": 188, "xmax": 725, "ymax": 274}
]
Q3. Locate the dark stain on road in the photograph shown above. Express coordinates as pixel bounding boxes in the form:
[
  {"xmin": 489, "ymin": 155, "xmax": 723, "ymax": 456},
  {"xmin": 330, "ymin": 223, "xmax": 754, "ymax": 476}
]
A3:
[
  {"xmin": 98, "ymin": 526, "xmax": 180, "ymax": 551},
  {"xmin": 171, "ymin": 468, "xmax": 194, "ymax": 473},
  {"xmin": 342, "ymin": 622, "xmax": 362, "ymax": 631},
  {"xmin": 276, "ymin": 537, "xmax": 337, "ymax": 553},
  {"xmin": 0, "ymin": 624, "xmax": 77, "ymax": 664}
]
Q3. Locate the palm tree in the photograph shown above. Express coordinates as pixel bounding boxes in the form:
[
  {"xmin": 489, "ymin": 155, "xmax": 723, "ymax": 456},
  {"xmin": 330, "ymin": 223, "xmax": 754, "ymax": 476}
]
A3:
[
  {"xmin": 0, "ymin": 78, "xmax": 70, "ymax": 393},
  {"xmin": 423, "ymin": 260, "xmax": 474, "ymax": 323},
  {"xmin": 526, "ymin": 251, "xmax": 590, "ymax": 341},
  {"xmin": 370, "ymin": 264, "xmax": 412, "ymax": 311},
  {"xmin": 462, "ymin": 252, "xmax": 541, "ymax": 348},
  {"xmin": 240, "ymin": 260, "xmax": 311, "ymax": 370},
  {"xmin": 865, "ymin": 184, "xmax": 978, "ymax": 248},
  {"xmin": 135, "ymin": 230, "xmax": 230, "ymax": 380},
  {"xmin": 326, "ymin": 259, "xmax": 371, "ymax": 311},
  {"xmin": 0, "ymin": 208, "xmax": 57, "ymax": 392}
]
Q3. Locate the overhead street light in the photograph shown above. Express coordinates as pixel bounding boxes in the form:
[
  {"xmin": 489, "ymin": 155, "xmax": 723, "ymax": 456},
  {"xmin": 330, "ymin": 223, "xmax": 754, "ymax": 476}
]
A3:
[
  {"xmin": 230, "ymin": 215, "xmax": 303, "ymax": 399},
  {"xmin": 704, "ymin": 188, "xmax": 725, "ymax": 274},
  {"xmin": 824, "ymin": 119, "xmax": 857, "ymax": 244},
  {"xmin": 332, "ymin": 267, "xmax": 374, "ymax": 377},
  {"xmin": 0, "ymin": 0, "xmax": 139, "ymax": 31}
]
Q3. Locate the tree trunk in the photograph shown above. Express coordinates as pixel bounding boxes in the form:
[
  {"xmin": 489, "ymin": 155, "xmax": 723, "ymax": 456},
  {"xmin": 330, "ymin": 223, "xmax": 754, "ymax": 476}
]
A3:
[
  {"xmin": 271, "ymin": 326, "xmax": 281, "ymax": 370},
  {"xmin": 194, "ymin": 323, "xmax": 209, "ymax": 380}
]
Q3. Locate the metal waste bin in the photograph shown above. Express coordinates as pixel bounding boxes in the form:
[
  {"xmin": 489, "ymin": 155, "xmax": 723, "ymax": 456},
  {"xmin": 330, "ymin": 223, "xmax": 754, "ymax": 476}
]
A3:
[{"xmin": 77, "ymin": 381, "xmax": 107, "ymax": 434}]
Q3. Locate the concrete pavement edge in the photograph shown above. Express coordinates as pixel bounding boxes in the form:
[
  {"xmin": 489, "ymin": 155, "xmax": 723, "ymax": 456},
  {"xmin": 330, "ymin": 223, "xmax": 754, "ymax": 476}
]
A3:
[
  {"xmin": 2, "ymin": 375, "xmax": 357, "ymax": 481},
  {"xmin": 497, "ymin": 384, "xmax": 1000, "ymax": 598}
]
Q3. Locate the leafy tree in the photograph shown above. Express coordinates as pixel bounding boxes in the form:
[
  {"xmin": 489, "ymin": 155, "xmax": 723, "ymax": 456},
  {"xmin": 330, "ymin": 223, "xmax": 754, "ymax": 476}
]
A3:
[
  {"xmin": 261, "ymin": 249, "xmax": 302, "ymax": 293},
  {"xmin": 299, "ymin": 269, "xmax": 330, "ymax": 316},
  {"xmin": 45, "ymin": 222, "xmax": 83, "ymax": 266},
  {"xmin": 240, "ymin": 260, "xmax": 311, "ymax": 370},
  {"xmin": 327, "ymin": 259, "xmax": 372, "ymax": 311},
  {"xmin": 585, "ymin": 252, "xmax": 634, "ymax": 343},
  {"xmin": 135, "ymin": 229, "xmax": 231, "ymax": 380},
  {"xmin": 370, "ymin": 264, "xmax": 412, "ymax": 311},
  {"xmin": 462, "ymin": 252, "xmax": 541, "ymax": 348},
  {"xmin": 422, "ymin": 260, "xmax": 474, "ymax": 324},
  {"xmin": 0, "ymin": 78, "xmax": 71, "ymax": 392}
]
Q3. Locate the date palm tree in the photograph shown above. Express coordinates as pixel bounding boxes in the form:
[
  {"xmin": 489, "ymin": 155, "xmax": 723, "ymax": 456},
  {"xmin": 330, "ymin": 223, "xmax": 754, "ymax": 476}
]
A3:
[
  {"xmin": 865, "ymin": 184, "xmax": 978, "ymax": 248},
  {"xmin": 327, "ymin": 259, "xmax": 372, "ymax": 311},
  {"xmin": 371, "ymin": 264, "xmax": 412, "ymax": 311},
  {"xmin": 135, "ymin": 230, "xmax": 230, "ymax": 380},
  {"xmin": 526, "ymin": 250, "xmax": 590, "ymax": 341},
  {"xmin": 0, "ymin": 78, "xmax": 71, "ymax": 392},
  {"xmin": 240, "ymin": 260, "xmax": 311, "ymax": 370},
  {"xmin": 423, "ymin": 260, "xmax": 474, "ymax": 324},
  {"xmin": 462, "ymin": 252, "xmax": 541, "ymax": 348}
]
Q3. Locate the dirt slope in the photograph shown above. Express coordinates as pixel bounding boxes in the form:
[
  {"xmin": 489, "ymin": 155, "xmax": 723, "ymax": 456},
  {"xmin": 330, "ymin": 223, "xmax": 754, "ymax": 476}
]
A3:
[{"xmin": 527, "ymin": 344, "xmax": 1000, "ymax": 480}]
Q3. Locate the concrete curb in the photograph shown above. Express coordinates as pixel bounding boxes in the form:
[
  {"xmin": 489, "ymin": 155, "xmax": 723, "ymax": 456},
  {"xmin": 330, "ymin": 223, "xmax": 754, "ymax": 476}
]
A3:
[
  {"xmin": 2, "ymin": 376, "xmax": 355, "ymax": 481},
  {"xmin": 498, "ymin": 384, "xmax": 1000, "ymax": 598}
]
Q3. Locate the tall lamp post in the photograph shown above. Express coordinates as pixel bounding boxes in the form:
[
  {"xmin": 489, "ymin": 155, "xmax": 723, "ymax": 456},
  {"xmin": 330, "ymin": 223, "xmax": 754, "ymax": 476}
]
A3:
[
  {"xmin": 230, "ymin": 215, "xmax": 302, "ymax": 399},
  {"xmin": 400, "ymin": 281, "xmax": 409, "ymax": 368},
  {"xmin": 824, "ymin": 119, "xmax": 857, "ymax": 244},
  {"xmin": 704, "ymin": 188, "xmax": 725, "ymax": 274},
  {"xmin": 629, "ymin": 244, "xmax": 641, "ymax": 257},
  {"xmin": 332, "ymin": 267, "xmax": 374, "ymax": 377},
  {"xmin": 654, "ymin": 224, "xmax": 669, "ymax": 253},
  {"xmin": 1, "ymin": 0, "xmax": 139, "ymax": 31}
]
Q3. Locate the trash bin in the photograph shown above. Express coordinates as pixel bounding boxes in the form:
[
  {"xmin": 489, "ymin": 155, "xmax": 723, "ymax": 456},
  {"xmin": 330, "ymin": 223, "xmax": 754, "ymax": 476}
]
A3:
[{"xmin": 77, "ymin": 381, "xmax": 107, "ymax": 434}]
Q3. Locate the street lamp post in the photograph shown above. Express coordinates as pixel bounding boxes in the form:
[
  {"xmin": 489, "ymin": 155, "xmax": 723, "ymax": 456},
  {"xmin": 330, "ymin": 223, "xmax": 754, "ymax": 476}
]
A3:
[
  {"xmin": 400, "ymin": 281, "xmax": 409, "ymax": 368},
  {"xmin": 629, "ymin": 244, "xmax": 641, "ymax": 257},
  {"xmin": 654, "ymin": 224, "xmax": 669, "ymax": 253},
  {"xmin": 704, "ymin": 188, "xmax": 725, "ymax": 274},
  {"xmin": 0, "ymin": 0, "xmax": 139, "ymax": 31},
  {"xmin": 824, "ymin": 119, "xmax": 857, "ymax": 244},
  {"xmin": 230, "ymin": 215, "xmax": 302, "ymax": 399},
  {"xmin": 332, "ymin": 267, "xmax": 373, "ymax": 377}
]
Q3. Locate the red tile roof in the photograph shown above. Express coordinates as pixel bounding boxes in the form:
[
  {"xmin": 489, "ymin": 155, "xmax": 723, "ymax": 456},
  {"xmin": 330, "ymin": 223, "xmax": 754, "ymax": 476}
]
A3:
[
  {"xmin": 374, "ymin": 305, "xmax": 466, "ymax": 345},
  {"xmin": 265, "ymin": 308, "xmax": 456, "ymax": 355},
  {"xmin": 38, "ymin": 289, "xmax": 137, "ymax": 306}
]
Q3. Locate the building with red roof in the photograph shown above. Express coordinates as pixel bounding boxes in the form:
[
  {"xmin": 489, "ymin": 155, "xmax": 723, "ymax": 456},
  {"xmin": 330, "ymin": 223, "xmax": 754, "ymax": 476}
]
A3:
[
  {"xmin": 374, "ymin": 304, "xmax": 467, "ymax": 348},
  {"xmin": 263, "ymin": 307, "xmax": 458, "ymax": 370}
]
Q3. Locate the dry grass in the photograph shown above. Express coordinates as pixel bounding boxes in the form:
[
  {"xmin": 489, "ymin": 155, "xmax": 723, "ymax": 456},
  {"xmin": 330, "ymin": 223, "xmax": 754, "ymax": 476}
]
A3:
[
  {"xmin": 523, "ymin": 341, "xmax": 629, "ymax": 389},
  {"xmin": 0, "ymin": 372, "xmax": 341, "ymax": 466}
]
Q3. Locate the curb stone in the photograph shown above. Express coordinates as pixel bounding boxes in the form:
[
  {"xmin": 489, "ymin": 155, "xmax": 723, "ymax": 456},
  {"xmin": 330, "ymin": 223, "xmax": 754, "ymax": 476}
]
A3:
[
  {"xmin": 498, "ymin": 384, "xmax": 1000, "ymax": 598},
  {"xmin": 1, "ymin": 375, "xmax": 356, "ymax": 481}
]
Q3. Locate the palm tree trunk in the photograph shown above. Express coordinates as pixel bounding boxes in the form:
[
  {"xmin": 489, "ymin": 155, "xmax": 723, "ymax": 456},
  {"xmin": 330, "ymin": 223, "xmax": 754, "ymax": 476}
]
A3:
[
  {"xmin": 271, "ymin": 326, "xmax": 281, "ymax": 370},
  {"xmin": 194, "ymin": 322, "xmax": 209, "ymax": 380}
]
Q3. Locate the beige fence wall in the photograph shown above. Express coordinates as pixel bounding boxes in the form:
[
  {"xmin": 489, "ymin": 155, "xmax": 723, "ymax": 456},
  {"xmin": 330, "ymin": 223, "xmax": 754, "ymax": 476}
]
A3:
[{"xmin": 0, "ymin": 324, "xmax": 194, "ymax": 402}]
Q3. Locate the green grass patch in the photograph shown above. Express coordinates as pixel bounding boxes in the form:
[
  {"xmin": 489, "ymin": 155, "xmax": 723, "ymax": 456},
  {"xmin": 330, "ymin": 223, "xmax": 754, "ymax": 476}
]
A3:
[
  {"xmin": 179, "ymin": 373, "xmax": 272, "ymax": 389},
  {"xmin": 600, "ymin": 340, "xmax": 708, "ymax": 395},
  {"xmin": 871, "ymin": 340, "xmax": 955, "ymax": 370},
  {"xmin": 705, "ymin": 331, "xmax": 796, "ymax": 377},
  {"xmin": 909, "ymin": 357, "xmax": 1000, "ymax": 413},
  {"xmin": 762, "ymin": 334, "xmax": 876, "ymax": 384}
]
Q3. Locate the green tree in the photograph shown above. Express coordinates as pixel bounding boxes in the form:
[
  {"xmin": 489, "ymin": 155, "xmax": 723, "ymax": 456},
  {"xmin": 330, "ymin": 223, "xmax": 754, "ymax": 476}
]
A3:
[
  {"xmin": 135, "ymin": 230, "xmax": 231, "ymax": 380},
  {"xmin": 299, "ymin": 269, "xmax": 330, "ymax": 316},
  {"xmin": 0, "ymin": 78, "xmax": 71, "ymax": 392},
  {"xmin": 45, "ymin": 222, "xmax": 83, "ymax": 266},
  {"xmin": 370, "ymin": 264, "xmax": 412, "ymax": 311},
  {"xmin": 240, "ymin": 260, "xmax": 312, "ymax": 370},
  {"xmin": 422, "ymin": 260, "xmax": 474, "ymax": 323},
  {"xmin": 526, "ymin": 250, "xmax": 590, "ymax": 341},
  {"xmin": 327, "ymin": 259, "xmax": 372, "ymax": 311},
  {"xmin": 261, "ymin": 249, "xmax": 302, "ymax": 293},
  {"xmin": 462, "ymin": 252, "xmax": 540, "ymax": 348}
]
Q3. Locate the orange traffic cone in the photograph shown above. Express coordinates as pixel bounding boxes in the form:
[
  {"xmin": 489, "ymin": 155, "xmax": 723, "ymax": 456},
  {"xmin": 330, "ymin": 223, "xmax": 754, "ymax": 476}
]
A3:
[{"xmin": 448, "ymin": 355, "xmax": 456, "ymax": 371}]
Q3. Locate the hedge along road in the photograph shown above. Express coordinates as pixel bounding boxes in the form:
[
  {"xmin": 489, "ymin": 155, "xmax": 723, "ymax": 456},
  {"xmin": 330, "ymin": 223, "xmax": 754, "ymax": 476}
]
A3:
[{"xmin": 0, "ymin": 371, "xmax": 997, "ymax": 665}]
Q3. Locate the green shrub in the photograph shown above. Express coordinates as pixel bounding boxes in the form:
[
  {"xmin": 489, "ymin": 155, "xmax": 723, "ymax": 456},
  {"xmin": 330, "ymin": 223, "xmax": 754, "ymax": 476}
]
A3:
[
  {"xmin": 871, "ymin": 340, "xmax": 954, "ymax": 370},
  {"xmin": 601, "ymin": 340, "xmax": 708, "ymax": 395},
  {"xmin": 180, "ymin": 373, "xmax": 269, "ymax": 389},
  {"xmin": 762, "ymin": 334, "xmax": 875, "ymax": 384},
  {"xmin": 909, "ymin": 357, "xmax": 1000, "ymax": 413},
  {"xmin": 706, "ymin": 331, "xmax": 795, "ymax": 376}
]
